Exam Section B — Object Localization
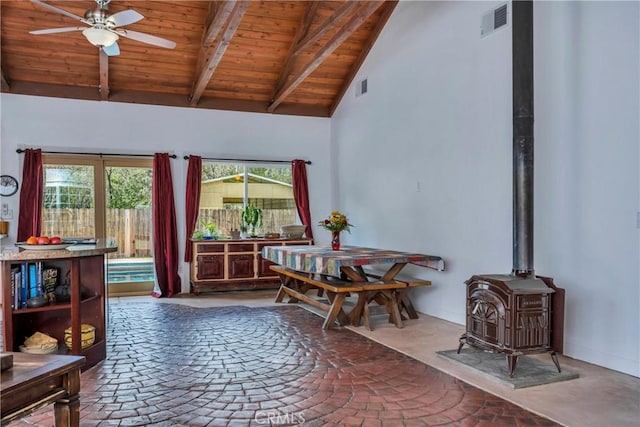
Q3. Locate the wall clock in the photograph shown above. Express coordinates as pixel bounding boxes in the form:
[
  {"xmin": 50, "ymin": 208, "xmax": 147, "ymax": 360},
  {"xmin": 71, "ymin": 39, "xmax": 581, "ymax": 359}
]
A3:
[{"xmin": 0, "ymin": 175, "xmax": 19, "ymax": 197}]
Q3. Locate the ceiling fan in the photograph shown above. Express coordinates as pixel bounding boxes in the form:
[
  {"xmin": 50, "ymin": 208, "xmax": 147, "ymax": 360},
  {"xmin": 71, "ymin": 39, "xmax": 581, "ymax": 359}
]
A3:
[{"xmin": 29, "ymin": 0, "xmax": 176, "ymax": 56}]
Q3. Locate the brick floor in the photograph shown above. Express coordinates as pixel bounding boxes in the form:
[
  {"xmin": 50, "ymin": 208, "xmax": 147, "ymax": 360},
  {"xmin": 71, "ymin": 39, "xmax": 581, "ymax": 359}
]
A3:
[{"xmin": 9, "ymin": 303, "xmax": 559, "ymax": 426}]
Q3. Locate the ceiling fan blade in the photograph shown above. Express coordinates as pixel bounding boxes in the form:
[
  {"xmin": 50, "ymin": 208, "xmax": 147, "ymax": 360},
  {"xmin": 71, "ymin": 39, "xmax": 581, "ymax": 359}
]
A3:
[
  {"xmin": 102, "ymin": 42, "xmax": 120, "ymax": 57},
  {"xmin": 30, "ymin": 26, "xmax": 86, "ymax": 35},
  {"xmin": 108, "ymin": 10, "xmax": 144, "ymax": 27},
  {"xmin": 115, "ymin": 29, "xmax": 176, "ymax": 49},
  {"xmin": 31, "ymin": 0, "xmax": 86, "ymax": 22}
]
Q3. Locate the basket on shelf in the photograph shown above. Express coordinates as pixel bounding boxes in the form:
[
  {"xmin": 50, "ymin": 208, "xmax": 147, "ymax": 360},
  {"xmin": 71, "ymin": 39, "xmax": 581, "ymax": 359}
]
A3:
[
  {"xmin": 64, "ymin": 323, "xmax": 96, "ymax": 350},
  {"xmin": 21, "ymin": 331, "xmax": 58, "ymax": 354}
]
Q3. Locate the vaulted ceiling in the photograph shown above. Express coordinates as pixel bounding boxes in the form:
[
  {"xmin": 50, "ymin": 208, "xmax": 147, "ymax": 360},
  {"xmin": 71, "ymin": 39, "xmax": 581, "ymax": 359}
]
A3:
[{"xmin": 0, "ymin": 0, "xmax": 397, "ymax": 117}]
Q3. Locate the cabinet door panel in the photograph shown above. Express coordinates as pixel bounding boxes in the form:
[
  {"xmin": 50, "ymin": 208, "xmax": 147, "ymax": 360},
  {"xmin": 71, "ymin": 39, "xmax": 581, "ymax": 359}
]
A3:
[
  {"xmin": 228, "ymin": 255, "xmax": 254, "ymax": 278},
  {"xmin": 257, "ymin": 256, "xmax": 277, "ymax": 278},
  {"xmin": 197, "ymin": 255, "xmax": 224, "ymax": 280}
]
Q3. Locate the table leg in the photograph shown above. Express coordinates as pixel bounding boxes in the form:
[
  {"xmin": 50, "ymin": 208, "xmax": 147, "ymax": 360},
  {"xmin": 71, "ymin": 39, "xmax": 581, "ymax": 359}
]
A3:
[
  {"xmin": 381, "ymin": 263, "xmax": 407, "ymax": 282},
  {"xmin": 349, "ymin": 293, "xmax": 366, "ymax": 327},
  {"xmin": 54, "ymin": 369, "xmax": 80, "ymax": 427},
  {"xmin": 323, "ymin": 293, "xmax": 347, "ymax": 330},
  {"xmin": 325, "ymin": 292, "xmax": 350, "ymax": 326},
  {"xmin": 350, "ymin": 291, "xmax": 376, "ymax": 330},
  {"xmin": 396, "ymin": 288, "xmax": 419, "ymax": 319},
  {"xmin": 386, "ymin": 291, "xmax": 403, "ymax": 328},
  {"xmin": 340, "ymin": 266, "xmax": 366, "ymax": 282}
]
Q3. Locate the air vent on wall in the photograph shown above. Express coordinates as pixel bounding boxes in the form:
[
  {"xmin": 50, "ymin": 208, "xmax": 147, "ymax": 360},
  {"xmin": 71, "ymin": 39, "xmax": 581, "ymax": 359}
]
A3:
[
  {"xmin": 356, "ymin": 78, "xmax": 368, "ymax": 97},
  {"xmin": 481, "ymin": 3, "xmax": 509, "ymax": 38}
]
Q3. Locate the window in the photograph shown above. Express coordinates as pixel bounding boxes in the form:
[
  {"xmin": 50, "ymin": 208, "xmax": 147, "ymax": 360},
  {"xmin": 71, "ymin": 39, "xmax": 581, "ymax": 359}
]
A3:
[
  {"xmin": 198, "ymin": 162, "xmax": 298, "ymax": 236},
  {"xmin": 42, "ymin": 155, "xmax": 153, "ymax": 296}
]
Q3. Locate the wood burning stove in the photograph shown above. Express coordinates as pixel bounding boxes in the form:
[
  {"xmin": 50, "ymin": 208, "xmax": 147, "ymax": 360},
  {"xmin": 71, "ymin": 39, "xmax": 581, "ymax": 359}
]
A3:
[
  {"xmin": 458, "ymin": 274, "xmax": 562, "ymax": 376},
  {"xmin": 457, "ymin": 1, "xmax": 564, "ymax": 377}
]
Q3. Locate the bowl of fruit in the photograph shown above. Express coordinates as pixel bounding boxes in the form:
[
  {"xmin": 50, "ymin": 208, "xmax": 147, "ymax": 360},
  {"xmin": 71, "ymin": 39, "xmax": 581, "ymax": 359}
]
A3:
[{"xmin": 17, "ymin": 236, "xmax": 70, "ymax": 251}]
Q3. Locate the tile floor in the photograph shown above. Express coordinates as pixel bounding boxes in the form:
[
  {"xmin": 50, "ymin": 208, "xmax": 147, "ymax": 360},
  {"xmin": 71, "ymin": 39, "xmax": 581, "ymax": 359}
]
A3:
[{"xmin": 8, "ymin": 291, "xmax": 640, "ymax": 426}]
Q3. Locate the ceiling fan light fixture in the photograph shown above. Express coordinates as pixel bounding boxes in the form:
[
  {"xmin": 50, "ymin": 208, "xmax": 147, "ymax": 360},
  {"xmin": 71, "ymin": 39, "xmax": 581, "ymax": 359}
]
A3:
[{"xmin": 82, "ymin": 27, "xmax": 118, "ymax": 47}]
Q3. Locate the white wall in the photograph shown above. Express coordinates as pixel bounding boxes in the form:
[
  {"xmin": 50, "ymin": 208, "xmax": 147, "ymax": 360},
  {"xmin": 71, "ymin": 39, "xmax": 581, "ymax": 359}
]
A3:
[
  {"xmin": 332, "ymin": 0, "xmax": 639, "ymax": 377},
  {"xmin": 0, "ymin": 95, "xmax": 332, "ymax": 293}
]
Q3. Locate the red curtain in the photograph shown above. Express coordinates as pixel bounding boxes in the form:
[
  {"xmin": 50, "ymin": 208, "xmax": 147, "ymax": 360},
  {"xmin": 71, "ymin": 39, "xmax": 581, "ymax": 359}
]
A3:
[
  {"xmin": 151, "ymin": 153, "xmax": 181, "ymax": 298},
  {"xmin": 184, "ymin": 155, "xmax": 202, "ymax": 262},
  {"xmin": 291, "ymin": 159, "xmax": 314, "ymax": 241},
  {"xmin": 17, "ymin": 149, "xmax": 43, "ymax": 241}
]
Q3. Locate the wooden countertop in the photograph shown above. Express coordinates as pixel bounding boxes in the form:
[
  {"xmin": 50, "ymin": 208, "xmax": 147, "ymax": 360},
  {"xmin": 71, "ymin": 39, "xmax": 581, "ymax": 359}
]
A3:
[{"xmin": 0, "ymin": 244, "xmax": 117, "ymax": 262}]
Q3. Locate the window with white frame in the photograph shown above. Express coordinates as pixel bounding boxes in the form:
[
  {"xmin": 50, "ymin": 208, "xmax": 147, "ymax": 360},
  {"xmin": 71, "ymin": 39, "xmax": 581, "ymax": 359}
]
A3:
[{"xmin": 198, "ymin": 162, "xmax": 297, "ymax": 236}]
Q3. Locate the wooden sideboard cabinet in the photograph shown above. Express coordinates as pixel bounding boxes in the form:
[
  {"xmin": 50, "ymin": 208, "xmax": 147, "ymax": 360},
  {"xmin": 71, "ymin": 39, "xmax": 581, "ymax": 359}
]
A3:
[
  {"xmin": 190, "ymin": 238, "xmax": 312, "ymax": 293},
  {"xmin": 0, "ymin": 245, "xmax": 116, "ymax": 371}
]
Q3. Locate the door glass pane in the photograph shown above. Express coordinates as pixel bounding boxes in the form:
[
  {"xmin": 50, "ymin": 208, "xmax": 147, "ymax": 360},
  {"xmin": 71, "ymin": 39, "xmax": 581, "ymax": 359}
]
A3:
[
  {"xmin": 104, "ymin": 166, "xmax": 153, "ymax": 286},
  {"xmin": 42, "ymin": 165, "xmax": 95, "ymax": 239}
]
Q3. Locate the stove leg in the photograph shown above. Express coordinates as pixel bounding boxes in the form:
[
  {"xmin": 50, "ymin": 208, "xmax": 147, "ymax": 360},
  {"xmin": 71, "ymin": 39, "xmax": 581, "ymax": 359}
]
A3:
[
  {"xmin": 457, "ymin": 335, "xmax": 466, "ymax": 354},
  {"xmin": 550, "ymin": 351, "xmax": 561, "ymax": 373},
  {"xmin": 507, "ymin": 355, "xmax": 518, "ymax": 377}
]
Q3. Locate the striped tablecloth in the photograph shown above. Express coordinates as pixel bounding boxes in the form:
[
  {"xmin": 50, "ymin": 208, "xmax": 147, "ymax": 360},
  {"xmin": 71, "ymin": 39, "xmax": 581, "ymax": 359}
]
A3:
[{"xmin": 261, "ymin": 245, "xmax": 445, "ymax": 278}]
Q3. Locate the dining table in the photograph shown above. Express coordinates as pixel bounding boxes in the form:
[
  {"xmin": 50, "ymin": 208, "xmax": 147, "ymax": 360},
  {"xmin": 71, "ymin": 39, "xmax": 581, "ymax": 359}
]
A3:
[{"xmin": 262, "ymin": 245, "xmax": 445, "ymax": 329}]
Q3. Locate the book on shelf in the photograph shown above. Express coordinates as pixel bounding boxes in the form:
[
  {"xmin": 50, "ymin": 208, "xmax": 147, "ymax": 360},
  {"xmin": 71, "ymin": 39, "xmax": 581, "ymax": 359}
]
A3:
[
  {"xmin": 42, "ymin": 267, "xmax": 59, "ymax": 302},
  {"xmin": 20, "ymin": 264, "xmax": 27, "ymax": 308},
  {"xmin": 10, "ymin": 267, "xmax": 19, "ymax": 309},
  {"xmin": 11, "ymin": 262, "xmax": 61, "ymax": 308},
  {"xmin": 28, "ymin": 263, "xmax": 38, "ymax": 299}
]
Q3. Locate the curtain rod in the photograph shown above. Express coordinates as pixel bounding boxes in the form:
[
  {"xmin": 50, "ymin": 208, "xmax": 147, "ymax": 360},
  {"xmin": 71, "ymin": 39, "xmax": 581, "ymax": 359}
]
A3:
[
  {"xmin": 16, "ymin": 149, "xmax": 177, "ymax": 159},
  {"xmin": 183, "ymin": 155, "xmax": 311, "ymax": 165}
]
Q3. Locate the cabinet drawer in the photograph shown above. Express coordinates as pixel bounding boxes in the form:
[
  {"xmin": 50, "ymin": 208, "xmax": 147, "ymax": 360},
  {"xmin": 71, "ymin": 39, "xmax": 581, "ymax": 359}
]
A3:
[
  {"xmin": 228, "ymin": 243, "xmax": 254, "ymax": 253},
  {"xmin": 195, "ymin": 243, "xmax": 224, "ymax": 253}
]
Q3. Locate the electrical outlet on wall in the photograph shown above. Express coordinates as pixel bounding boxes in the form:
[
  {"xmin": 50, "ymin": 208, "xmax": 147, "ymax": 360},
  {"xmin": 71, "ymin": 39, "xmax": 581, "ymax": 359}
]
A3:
[{"xmin": 1, "ymin": 204, "xmax": 13, "ymax": 220}]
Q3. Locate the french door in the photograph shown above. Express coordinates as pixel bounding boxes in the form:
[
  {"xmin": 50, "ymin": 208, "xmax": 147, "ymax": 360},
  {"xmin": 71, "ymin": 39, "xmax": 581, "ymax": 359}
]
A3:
[{"xmin": 41, "ymin": 155, "xmax": 153, "ymax": 296}]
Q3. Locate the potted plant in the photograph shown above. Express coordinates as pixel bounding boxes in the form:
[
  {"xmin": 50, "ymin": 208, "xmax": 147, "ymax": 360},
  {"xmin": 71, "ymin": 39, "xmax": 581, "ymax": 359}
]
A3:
[
  {"xmin": 241, "ymin": 204, "xmax": 263, "ymax": 237},
  {"xmin": 192, "ymin": 220, "xmax": 220, "ymax": 240},
  {"xmin": 239, "ymin": 223, "xmax": 249, "ymax": 239}
]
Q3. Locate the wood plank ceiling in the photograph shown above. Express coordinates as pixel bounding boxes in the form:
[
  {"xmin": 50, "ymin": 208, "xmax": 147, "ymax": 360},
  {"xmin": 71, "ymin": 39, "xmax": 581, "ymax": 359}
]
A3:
[{"xmin": 0, "ymin": 0, "xmax": 397, "ymax": 117}]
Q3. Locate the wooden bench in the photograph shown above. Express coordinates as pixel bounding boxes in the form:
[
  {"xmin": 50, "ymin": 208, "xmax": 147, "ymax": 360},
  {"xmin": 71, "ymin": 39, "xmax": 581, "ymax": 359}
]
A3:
[
  {"xmin": 270, "ymin": 266, "xmax": 415, "ymax": 330},
  {"xmin": 363, "ymin": 271, "xmax": 432, "ymax": 320}
]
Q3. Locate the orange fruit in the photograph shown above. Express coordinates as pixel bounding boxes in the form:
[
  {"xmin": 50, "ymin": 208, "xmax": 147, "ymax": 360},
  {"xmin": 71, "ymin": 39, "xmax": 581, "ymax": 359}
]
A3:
[{"xmin": 26, "ymin": 236, "xmax": 38, "ymax": 245}]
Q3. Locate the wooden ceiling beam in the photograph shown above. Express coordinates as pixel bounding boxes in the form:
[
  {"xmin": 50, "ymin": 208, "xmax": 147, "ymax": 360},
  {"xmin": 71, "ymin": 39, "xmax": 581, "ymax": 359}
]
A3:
[
  {"xmin": 269, "ymin": 1, "xmax": 319, "ymax": 102},
  {"xmin": 99, "ymin": 50, "xmax": 109, "ymax": 101},
  {"xmin": 203, "ymin": 1, "xmax": 236, "ymax": 45},
  {"xmin": 3, "ymin": 80, "xmax": 330, "ymax": 117},
  {"xmin": 329, "ymin": 1, "xmax": 398, "ymax": 115},
  {"xmin": 268, "ymin": 1, "xmax": 384, "ymax": 113},
  {"xmin": 293, "ymin": 1, "xmax": 360, "ymax": 57},
  {"xmin": 189, "ymin": 0, "xmax": 250, "ymax": 106}
]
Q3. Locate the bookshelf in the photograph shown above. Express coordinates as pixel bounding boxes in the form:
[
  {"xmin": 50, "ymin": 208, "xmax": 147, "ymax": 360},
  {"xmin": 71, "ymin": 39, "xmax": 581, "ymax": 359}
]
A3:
[{"xmin": 1, "ymin": 245, "xmax": 116, "ymax": 370}]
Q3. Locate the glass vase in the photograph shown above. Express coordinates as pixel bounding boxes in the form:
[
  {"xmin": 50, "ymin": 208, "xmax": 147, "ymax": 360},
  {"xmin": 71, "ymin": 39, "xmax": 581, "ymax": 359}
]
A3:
[{"xmin": 331, "ymin": 231, "xmax": 341, "ymax": 250}]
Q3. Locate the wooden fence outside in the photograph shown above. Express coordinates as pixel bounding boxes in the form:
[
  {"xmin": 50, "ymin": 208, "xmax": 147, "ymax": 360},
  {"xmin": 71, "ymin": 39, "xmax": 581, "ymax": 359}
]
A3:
[{"xmin": 42, "ymin": 208, "xmax": 297, "ymax": 259}]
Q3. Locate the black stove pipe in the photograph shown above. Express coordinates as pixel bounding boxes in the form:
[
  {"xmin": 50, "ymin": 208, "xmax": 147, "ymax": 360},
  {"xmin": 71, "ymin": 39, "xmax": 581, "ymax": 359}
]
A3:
[{"xmin": 512, "ymin": 1, "xmax": 534, "ymax": 277}]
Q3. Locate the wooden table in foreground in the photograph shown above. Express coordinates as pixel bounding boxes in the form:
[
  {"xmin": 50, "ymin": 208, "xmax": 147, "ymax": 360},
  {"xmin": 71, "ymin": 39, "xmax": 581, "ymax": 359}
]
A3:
[
  {"xmin": 1, "ymin": 352, "xmax": 85, "ymax": 426},
  {"xmin": 262, "ymin": 245, "xmax": 445, "ymax": 329}
]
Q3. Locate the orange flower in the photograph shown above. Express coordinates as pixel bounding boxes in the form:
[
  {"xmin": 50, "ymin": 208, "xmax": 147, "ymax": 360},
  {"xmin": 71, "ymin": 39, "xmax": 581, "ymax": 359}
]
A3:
[{"xmin": 318, "ymin": 210, "xmax": 353, "ymax": 233}]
